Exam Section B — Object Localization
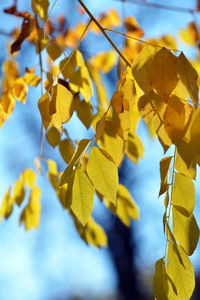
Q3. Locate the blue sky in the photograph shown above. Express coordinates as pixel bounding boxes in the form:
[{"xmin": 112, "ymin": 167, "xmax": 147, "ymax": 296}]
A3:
[{"xmin": 0, "ymin": 0, "xmax": 199, "ymax": 299}]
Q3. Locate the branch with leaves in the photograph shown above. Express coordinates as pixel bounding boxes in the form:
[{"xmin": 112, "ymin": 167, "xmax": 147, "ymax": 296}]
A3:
[{"xmin": 0, "ymin": 0, "xmax": 200, "ymax": 299}]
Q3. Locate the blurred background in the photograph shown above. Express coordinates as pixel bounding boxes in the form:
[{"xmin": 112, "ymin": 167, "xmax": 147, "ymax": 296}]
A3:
[{"xmin": 0, "ymin": 0, "xmax": 200, "ymax": 299}]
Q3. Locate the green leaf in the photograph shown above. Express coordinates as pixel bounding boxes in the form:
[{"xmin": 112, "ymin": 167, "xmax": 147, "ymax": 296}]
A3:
[
  {"xmin": 87, "ymin": 147, "xmax": 118, "ymax": 203},
  {"xmin": 172, "ymin": 173, "xmax": 195, "ymax": 216},
  {"xmin": 71, "ymin": 169, "xmax": 95, "ymax": 226},
  {"xmin": 167, "ymin": 242, "xmax": 195, "ymax": 300},
  {"xmin": 173, "ymin": 207, "xmax": 199, "ymax": 256}
]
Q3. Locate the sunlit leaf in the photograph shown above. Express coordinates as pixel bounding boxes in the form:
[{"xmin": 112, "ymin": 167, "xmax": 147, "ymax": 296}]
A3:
[
  {"xmin": 138, "ymin": 89, "xmax": 163, "ymax": 124},
  {"xmin": 38, "ymin": 92, "xmax": 51, "ymax": 130},
  {"xmin": 71, "ymin": 169, "xmax": 95, "ymax": 226},
  {"xmin": 132, "ymin": 45, "xmax": 156, "ymax": 93},
  {"xmin": 46, "ymin": 126, "xmax": 60, "ymax": 147},
  {"xmin": 167, "ymin": 242, "xmax": 195, "ymax": 300},
  {"xmin": 177, "ymin": 52, "xmax": 199, "ymax": 107},
  {"xmin": 159, "ymin": 156, "xmax": 172, "ymax": 196},
  {"xmin": 59, "ymin": 139, "xmax": 75, "ymax": 164},
  {"xmin": 50, "ymin": 83, "xmax": 74, "ymax": 133},
  {"xmin": 173, "ymin": 207, "xmax": 199, "ymax": 256},
  {"xmin": 163, "ymin": 96, "xmax": 193, "ymax": 144},
  {"xmin": 172, "ymin": 173, "xmax": 195, "ymax": 216},
  {"xmin": 19, "ymin": 186, "xmax": 41, "ymax": 230},
  {"xmin": 47, "ymin": 41, "xmax": 62, "ymax": 61},
  {"xmin": 148, "ymin": 47, "xmax": 178, "ymax": 101},
  {"xmin": 87, "ymin": 147, "xmax": 118, "ymax": 203},
  {"xmin": 21, "ymin": 168, "xmax": 37, "ymax": 189},
  {"xmin": 60, "ymin": 139, "xmax": 90, "ymax": 186}
]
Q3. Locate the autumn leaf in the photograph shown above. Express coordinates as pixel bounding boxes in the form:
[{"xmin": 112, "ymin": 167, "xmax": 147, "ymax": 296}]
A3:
[
  {"xmin": 87, "ymin": 147, "xmax": 118, "ymax": 203},
  {"xmin": 50, "ymin": 83, "xmax": 74, "ymax": 133}
]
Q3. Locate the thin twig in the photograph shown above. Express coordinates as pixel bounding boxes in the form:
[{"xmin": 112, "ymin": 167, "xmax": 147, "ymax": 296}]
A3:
[
  {"xmin": 35, "ymin": 13, "xmax": 45, "ymax": 158},
  {"xmin": 104, "ymin": 27, "xmax": 181, "ymax": 53},
  {"xmin": 113, "ymin": 0, "xmax": 196, "ymax": 14},
  {"xmin": 44, "ymin": 0, "xmax": 59, "ymax": 33},
  {"xmin": 77, "ymin": 0, "xmax": 131, "ymax": 67},
  {"xmin": 57, "ymin": 19, "xmax": 92, "ymax": 79}
]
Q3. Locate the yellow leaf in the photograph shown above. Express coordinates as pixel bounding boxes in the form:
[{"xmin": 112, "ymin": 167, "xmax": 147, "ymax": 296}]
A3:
[
  {"xmin": 97, "ymin": 120, "xmax": 124, "ymax": 166},
  {"xmin": 59, "ymin": 139, "xmax": 75, "ymax": 164},
  {"xmin": 71, "ymin": 169, "xmax": 95, "ymax": 226},
  {"xmin": 132, "ymin": 45, "xmax": 156, "ymax": 93},
  {"xmin": 38, "ymin": 92, "xmax": 51, "ymax": 130},
  {"xmin": 12, "ymin": 78, "xmax": 28, "ymax": 103},
  {"xmin": 59, "ymin": 50, "xmax": 85, "ymax": 79},
  {"xmin": 90, "ymin": 50, "xmax": 117, "ymax": 73},
  {"xmin": 119, "ymin": 68, "xmax": 136, "ymax": 111},
  {"xmin": 50, "ymin": 83, "xmax": 74, "ymax": 133},
  {"xmin": 148, "ymin": 47, "xmax": 178, "ymax": 101},
  {"xmin": 73, "ymin": 215, "xmax": 107, "ymax": 247},
  {"xmin": 47, "ymin": 41, "xmax": 62, "ymax": 61},
  {"xmin": 124, "ymin": 16, "xmax": 144, "ymax": 37},
  {"xmin": 85, "ymin": 217, "xmax": 107, "ymax": 247},
  {"xmin": 87, "ymin": 147, "xmax": 118, "ymax": 204},
  {"xmin": 167, "ymin": 242, "xmax": 195, "ymax": 300},
  {"xmin": 32, "ymin": 0, "xmax": 49, "ymax": 21},
  {"xmin": 46, "ymin": 126, "xmax": 60, "ymax": 148},
  {"xmin": 159, "ymin": 156, "xmax": 173, "ymax": 197},
  {"xmin": 74, "ymin": 97, "xmax": 94, "ymax": 129},
  {"xmin": 111, "ymin": 91, "xmax": 124, "ymax": 113},
  {"xmin": 172, "ymin": 173, "xmax": 195, "ymax": 216},
  {"xmin": 0, "ymin": 188, "xmax": 13, "ymax": 219},
  {"xmin": 175, "ymin": 149, "xmax": 196, "ymax": 180},
  {"xmin": 24, "ymin": 72, "xmax": 40, "ymax": 87},
  {"xmin": 21, "ymin": 168, "xmax": 37, "ymax": 189},
  {"xmin": 106, "ymin": 184, "xmax": 139, "ymax": 226},
  {"xmin": 69, "ymin": 66, "xmax": 92, "ymax": 102},
  {"xmin": 60, "ymin": 139, "xmax": 90, "ymax": 186},
  {"xmin": 177, "ymin": 52, "xmax": 199, "ymax": 107},
  {"xmin": 125, "ymin": 132, "xmax": 144, "ymax": 164},
  {"xmin": 173, "ymin": 207, "xmax": 199, "ymax": 256},
  {"xmin": 138, "ymin": 89, "xmax": 163, "ymax": 124},
  {"xmin": 12, "ymin": 180, "xmax": 26, "ymax": 206},
  {"xmin": 19, "ymin": 186, "xmax": 41, "ymax": 230},
  {"xmin": 179, "ymin": 22, "xmax": 199, "ymax": 46},
  {"xmin": 95, "ymin": 113, "xmax": 106, "ymax": 140},
  {"xmin": 153, "ymin": 103, "xmax": 172, "ymax": 153},
  {"xmin": 47, "ymin": 159, "xmax": 59, "ymax": 190},
  {"xmin": 153, "ymin": 258, "xmax": 176, "ymax": 300},
  {"xmin": 163, "ymin": 96, "xmax": 193, "ymax": 144}
]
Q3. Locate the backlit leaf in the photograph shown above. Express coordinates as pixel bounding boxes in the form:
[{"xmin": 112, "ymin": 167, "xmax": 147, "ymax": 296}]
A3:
[
  {"xmin": 50, "ymin": 83, "xmax": 73, "ymax": 133},
  {"xmin": 12, "ymin": 180, "xmax": 26, "ymax": 206},
  {"xmin": 71, "ymin": 169, "xmax": 95, "ymax": 226},
  {"xmin": 95, "ymin": 113, "xmax": 106, "ymax": 140},
  {"xmin": 172, "ymin": 173, "xmax": 195, "ymax": 216},
  {"xmin": 138, "ymin": 90, "xmax": 163, "ymax": 124},
  {"xmin": 60, "ymin": 139, "xmax": 90, "ymax": 186},
  {"xmin": 167, "ymin": 242, "xmax": 195, "ymax": 300},
  {"xmin": 47, "ymin": 41, "xmax": 62, "ymax": 61},
  {"xmin": 59, "ymin": 139, "xmax": 75, "ymax": 164},
  {"xmin": 163, "ymin": 96, "xmax": 193, "ymax": 144},
  {"xmin": 159, "ymin": 156, "xmax": 173, "ymax": 196},
  {"xmin": 19, "ymin": 186, "xmax": 41, "ymax": 230},
  {"xmin": 132, "ymin": 45, "xmax": 156, "ymax": 93},
  {"xmin": 90, "ymin": 50, "xmax": 117, "ymax": 73},
  {"xmin": 21, "ymin": 168, "xmax": 37, "ymax": 189},
  {"xmin": 46, "ymin": 126, "xmax": 60, "ymax": 147},
  {"xmin": 177, "ymin": 52, "xmax": 199, "ymax": 107},
  {"xmin": 125, "ymin": 132, "xmax": 144, "ymax": 164},
  {"xmin": 173, "ymin": 207, "xmax": 199, "ymax": 256},
  {"xmin": 38, "ymin": 92, "xmax": 51, "ymax": 130},
  {"xmin": 153, "ymin": 258, "xmax": 172, "ymax": 300},
  {"xmin": 148, "ymin": 47, "xmax": 178, "ymax": 101},
  {"xmin": 69, "ymin": 66, "xmax": 92, "ymax": 102},
  {"xmin": 87, "ymin": 147, "xmax": 118, "ymax": 203}
]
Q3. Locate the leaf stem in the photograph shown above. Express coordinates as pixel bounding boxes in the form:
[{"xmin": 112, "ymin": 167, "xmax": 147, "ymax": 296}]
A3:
[
  {"xmin": 35, "ymin": 13, "xmax": 45, "ymax": 158},
  {"xmin": 57, "ymin": 19, "xmax": 92, "ymax": 79},
  {"xmin": 103, "ymin": 28, "xmax": 181, "ymax": 53},
  {"xmin": 77, "ymin": 0, "xmax": 131, "ymax": 67},
  {"xmin": 164, "ymin": 147, "xmax": 177, "ymax": 260}
]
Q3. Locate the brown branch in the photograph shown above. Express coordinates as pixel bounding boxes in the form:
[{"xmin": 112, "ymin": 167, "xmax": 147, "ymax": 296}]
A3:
[
  {"xmin": 77, "ymin": 0, "xmax": 131, "ymax": 67},
  {"xmin": 114, "ymin": 0, "xmax": 196, "ymax": 14}
]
